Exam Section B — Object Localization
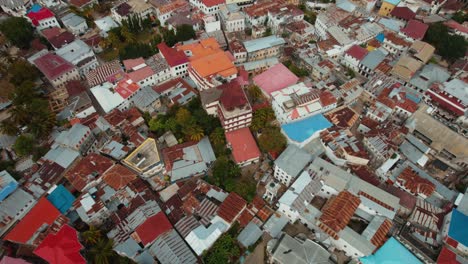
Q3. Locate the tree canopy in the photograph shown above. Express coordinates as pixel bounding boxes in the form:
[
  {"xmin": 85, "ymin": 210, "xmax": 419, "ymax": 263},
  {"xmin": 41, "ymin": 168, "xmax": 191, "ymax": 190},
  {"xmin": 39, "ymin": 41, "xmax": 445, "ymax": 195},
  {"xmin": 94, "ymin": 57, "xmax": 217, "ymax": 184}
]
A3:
[
  {"xmin": 258, "ymin": 127, "xmax": 287, "ymax": 153},
  {"xmin": 175, "ymin": 24, "xmax": 196, "ymax": 42},
  {"xmin": 119, "ymin": 42, "xmax": 157, "ymax": 60},
  {"xmin": 8, "ymin": 59, "xmax": 40, "ymax": 86},
  {"xmin": 13, "ymin": 134, "xmax": 35, "ymax": 157},
  {"xmin": 203, "ymin": 233, "xmax": 240, "ymax": 264},
  {"xmin": 0, "ymin": 17, "xmax": 34, "ymax": 49},
  {"xmin": 424, "ymin": 22, "xmax": 467, "ymax": 62},
  {"xmin": 1, "ymin": 81, "xmax": 55, "ymax": 139}
]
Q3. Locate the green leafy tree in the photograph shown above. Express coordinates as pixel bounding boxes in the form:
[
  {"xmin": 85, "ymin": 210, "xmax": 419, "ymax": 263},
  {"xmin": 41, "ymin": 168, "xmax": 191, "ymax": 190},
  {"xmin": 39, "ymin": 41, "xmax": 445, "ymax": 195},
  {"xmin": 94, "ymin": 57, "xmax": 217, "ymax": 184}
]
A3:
[
  {"xmin": 452, "ymin": 11, "xmax": 468, "ymax": 24},
  {"xmin": 0, "ymin": 17, "xmax": 34, "ymax": 49},
  {"xmin": 8, "ymin": 59, "xmax": 40, "ymax": 86},
  {"xmin": 175, "ymin": 24, "xmax": 196, "ymax": 42},
  {"xmin": 121, "ymin": 26, "xmax": 136, "ymax": 43},
  {"xmin": 424, "ymin": 22, "xmax": 467, "ymax": 62},
  {"xmin": 13, "ymin": 134, "xmax": 34, "ymax": 157},
  {"xmin": 119, "ymin": 43, "xmax": 156, "ymax": 60},
  {"xmin": 211, "ymin": 156, "xmax": 241, "ymax": 187},
  {"xmin": 203, "ymin": 234, "xmax": 241, "ymax": 264},
  {"xmin": 175, "ymin": 108, "xmax": 193, "ymax": 126},
  {"xmin": 258, "ymin": 127, "xmax": 286, "ymax": 153},
  {"xmin": 4, "ymin": 81, "xmax": 55, "ymax": 139},
  {"xmin": 89, "ymin": 239, "xmax": 116, "ymax": 264},
  {"xmin": 161, "ymin": 28, "xmax": 177, "ymax": 47}
]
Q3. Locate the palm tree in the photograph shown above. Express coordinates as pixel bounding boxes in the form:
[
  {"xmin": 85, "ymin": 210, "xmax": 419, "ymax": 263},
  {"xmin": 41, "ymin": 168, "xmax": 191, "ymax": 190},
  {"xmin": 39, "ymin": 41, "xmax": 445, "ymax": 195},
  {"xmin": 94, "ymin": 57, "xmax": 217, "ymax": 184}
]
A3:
[
  {"xmin": 89, "ymin": 238, "xmax": 116, "ymax": 264},
  {"xmin": 185, "ymin": 125, "xmax": 204, "ymax": 141},
  {"xmin": 209, "ymin": 127, "xmax": 225, "ymax": 146},
  {"xmin": 248, "ymin": 85, "xmax": 263, "ymax": 103},
  {"xmin": 0, "ymin": 120, "xmax": 18, "ymax": 135},
  {"xmin": 81, "ymin": 226, "xmax": 102, "ymax": 246}
]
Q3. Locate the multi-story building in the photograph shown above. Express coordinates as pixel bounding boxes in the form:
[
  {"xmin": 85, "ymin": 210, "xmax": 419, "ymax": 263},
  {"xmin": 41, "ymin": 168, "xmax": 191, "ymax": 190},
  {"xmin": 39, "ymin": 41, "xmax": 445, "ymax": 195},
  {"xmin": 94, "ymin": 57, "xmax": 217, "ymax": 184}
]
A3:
[
  {"xmin": 382, "ymin": 32, "xmax": 411, "ymax": 57},
  {"xmin": 111, "ymin": 0, "xmax": 153, "ymax": 25},
  {"xmin": 33, "ymin": 53, "xmax": 80, "ymax": 112},
  {"xmin": 56, "ymin": 39, "xmax": 99, "ymax": 76},
  {"xmin": 425, "ymin": 79, "xmax": 467, "ymax": 117},
  {"xmin": 267, "ymin": 4, "xmax": 304, "ymax": 34},
  {"xmin": 61, "ymin": 13, "xmax": 88, "ymax": 35},
  {"xmin": 54, "ymin": 123, "xmax": 96, "ymax": 154},
  {"xmin": 273, "ymin": 144, "xmax": 313, "ymax": 186},
  {"xmin": 189, "ymin": 0, "xmax": 223, "ymax": 15},
  {"xmin": 157, "ymin": 42, "xmax": 189, "ymax": 77},
  {"xmin": 271, "ymin": 82, "xmax": 337, "ymax": 124},
  {"xmin": 219, "ymin": 4, "xmax": 245, "ymax": 33},
  {"xmin": 217, "ymin": 81, "xmax": 252, "ymax": 132},
  {"xmin": 378, "ymin": 0, "xmax": 400, "ymax": 16},
  {"xmin": 0, "ymin": 0, "xmax": 32, "ymax": 16},
  {"xmin": 178, "ymin": 38, "xmax": 237, "ymax": 90},
  {"xmin": 342, "ymin": 45, "xmax": 368, "ymax": 72},
  {"xmin": 26, "ymin": 4, "xmax": 60, "ymax": 30},
  {"xmin": 243, "ymin": 36, "xmax": 286, "ymax": 62},
  {"xmin": 153, "ymin": 0, "xmax": 189, "ymax": 25}
]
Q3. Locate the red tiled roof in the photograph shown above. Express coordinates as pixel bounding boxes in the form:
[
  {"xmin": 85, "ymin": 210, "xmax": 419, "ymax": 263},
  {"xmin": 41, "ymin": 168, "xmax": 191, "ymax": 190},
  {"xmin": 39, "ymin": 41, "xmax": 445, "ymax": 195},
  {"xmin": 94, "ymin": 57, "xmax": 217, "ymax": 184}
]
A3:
[
  {"xmin": 218, "ymin": 192, "xmax": 247, "ymax": 223},
  {"xmin": 104, "ymin": 109, "xmax": 126, "ymax": 127},
  {"xmin": 5, "ymin": 198, "xmax": 61, "ymax": 244},
  {"xmin": 370, "ymin": 219, "xmax": 393, "ymax": 248},
  {"xmin": 390, "ymin": 6, "xmax": 416, "ymax": 21},
  {"xmin": 65, "ymin": 80, "xmax": 87, "ymax": 97},
  {"xmin": 123, "ymin": 58, "xmax": 145, "ymax": 70},
  {"xmin": 102, "ymin": 164, "xmax": 137, "ymax": 190},
  {"xmin": 401, "ymin": 20, "xmax": 429, "ymax": 40},
  {"xmin": 201, "ymin": 0, "xmax": 224, "ymax": 7},
  {"xmin": 135, "ymin": 212, "xmax": 172, "ymax": 246},
  {"xmin": 34, "ymin": 53, "xmax": 75, "ymax": 81},
  {"xmin": 115, "ymin": 77, "xmax": 140, "ymax": 99},
  {"xmin": 41, "ymin": 27, "xmax": 61, "ymax": 39},
  {"xmin": 325, "ymin": 107, "xmax": 359, "ymax": 128},
  {"xmin": 345, "ymin": 45, "xmax": 368, "ymax": 61},
  {"xmin": 225, "ymin": 128, "xmax": 260, "ymax": 164},
  {"xmin": 318, "ymin": 191, "xmax": 360, "ymax": 239},
  {"xmin": 237, "ymin": 209, "xmax": 255, "ymax": 227},
  {"xmin": 33, "ymin": 225, "xmax": 86, "ymax": 264},
  {"xmin": 128, "ymin": 66, "xmax": 155, "ymax": 83},
  {"xmin": 65, "ymin": 153, "xmax": 114, "ymax": 192},
  {"xmin": 27, "ymin": 7, "xmax": 55, "ymax": 26},
  {"xmin": 444, "ymin": 20, "xmax": 468, "ymax": 34},
  {"xmin": 256, "ymin": 205, "xmax": 273, "ymax": 222},
  {"xmin": 437, "ymin": 246, "xmax": 460, "ymax": 264},
  {"xmin": 384, "ymin": 32, "xmax": 411, "ymax": 47},
  {"xmin": 219, "ymin": 81, "xmax": 249, "ymax": 110},
  {"xmin": 157, "ymin": 43, "xmax": 188, "ymax": 67},
  {"xmin": 320, "ymin": 91, "xmax": 337, "ymax": 107},
  {"xmin": 49, "ymin": 31, "xmax": 75, "ymax": 49},
  {"xmin": 162, "ymin": 141, "xmax": 198, "ymax": 171},
  {"xmin": 397, "ymin": 167, "xmax": 436, "ymax": 197}
]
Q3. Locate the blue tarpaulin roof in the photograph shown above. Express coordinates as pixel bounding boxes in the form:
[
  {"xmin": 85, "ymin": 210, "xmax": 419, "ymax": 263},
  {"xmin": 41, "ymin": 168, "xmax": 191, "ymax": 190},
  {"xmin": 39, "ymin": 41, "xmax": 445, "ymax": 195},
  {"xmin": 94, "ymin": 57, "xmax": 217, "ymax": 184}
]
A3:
[
  {"xmin": 29, "ymin": 3, "xmax": 42, "ymax": 13},
  {"xmin": 47, "ymin": 185, "xmax": 75, "ymax": 214},
  {"xmin": 376, "ymin": 33, "xmax": 385, "ymax": 43},
  {"xmin": 360, "ymin": 237, "xmax": 422, "ymax": 264},
  {"xmin": 448, "ymin": 209, "xmax": 468, "ymax": 247},
  {"xmin": 281, "ymin": 114, "xmax": 332, "ymax": 143}
]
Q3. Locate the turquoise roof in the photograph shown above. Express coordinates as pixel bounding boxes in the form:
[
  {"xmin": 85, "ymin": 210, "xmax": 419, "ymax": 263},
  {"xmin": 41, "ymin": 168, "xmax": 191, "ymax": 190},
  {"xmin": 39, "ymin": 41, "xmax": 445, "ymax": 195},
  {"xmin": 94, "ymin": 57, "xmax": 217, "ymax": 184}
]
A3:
[
  {"xmin": 47, "ymin": 185, "xmax": 75, "ymax": 214},
  {"xmin": 360, "ymin": 237, "xmax": 422, "ymax": 264},
  {"xmin": 383, "ymin": 0, "xmax": 400, "ymax": 5},
  {"xmin": 448, "ymin": 209, "xmax": 468, "ymax": 247},
  {"xmin": 281, "ymin": 114, "xmax": 332, "ymax": 143}
]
